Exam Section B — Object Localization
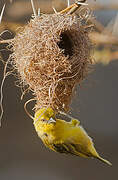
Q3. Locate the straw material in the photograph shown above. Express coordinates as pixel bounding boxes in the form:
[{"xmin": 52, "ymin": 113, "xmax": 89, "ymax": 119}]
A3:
[{"xmin": 11, "ymin": 13, "xmax": 92, "ymax": 113}]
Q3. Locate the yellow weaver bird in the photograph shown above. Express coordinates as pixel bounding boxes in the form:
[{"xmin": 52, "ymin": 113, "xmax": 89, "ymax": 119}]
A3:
[{"xmin": 33, "ymin": 107, "xmax": 112, "ymax": 166}]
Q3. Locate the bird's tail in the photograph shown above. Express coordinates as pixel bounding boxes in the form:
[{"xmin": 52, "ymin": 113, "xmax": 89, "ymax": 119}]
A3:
[
  {"xmin": 89, "ymin": 143, "xmax": 112, "ymax": 166},
  {"xmin": 96, "ymin": 156, "xmax": 112, "ymax": 166}
]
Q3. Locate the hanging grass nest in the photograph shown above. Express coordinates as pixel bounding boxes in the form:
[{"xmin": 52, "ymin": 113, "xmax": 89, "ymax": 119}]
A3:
[{"xmin": 11, "ymin": 12, "xmax": 92, "ymax": 113}]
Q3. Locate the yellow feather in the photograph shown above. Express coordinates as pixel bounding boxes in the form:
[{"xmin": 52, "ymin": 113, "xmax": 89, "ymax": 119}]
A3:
[{"xmin": 33, "ymin": 107, "xmax": 112, "ymax": 166}]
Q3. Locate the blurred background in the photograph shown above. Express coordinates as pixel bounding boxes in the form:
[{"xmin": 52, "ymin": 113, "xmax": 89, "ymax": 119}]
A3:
[{"xmin": 0, "ymin": 0, "xmax": 118, "ymax": 180}]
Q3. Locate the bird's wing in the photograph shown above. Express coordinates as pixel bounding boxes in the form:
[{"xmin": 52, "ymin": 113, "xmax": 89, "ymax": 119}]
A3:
[{"xmin": 51, "ymin": 141, "xmax": 89, "ymax": 158}]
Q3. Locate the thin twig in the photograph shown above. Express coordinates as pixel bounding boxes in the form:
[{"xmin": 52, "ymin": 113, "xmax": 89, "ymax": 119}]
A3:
[
  {"xmin": 59, "ymin": 0, "xmax": 87, "ymax": 14},
  {"xmin": 0, "ymin": 4, "xmax": 6, "ymax": 24},
  {"xmin": 24, "ymin": 98, "xmax": 36, "ymax": 120},
  {"xmin": 0, "ymin": 60, "xmax": 12, "ymax": 127},
  {"xmin": 92, "ymin": 18, "xmax": 105, "ymax": 32},
  {"xmin": 0, "ymin": 39, "xmax": 14, "ymax": 44},
  {"xmin": 67, "ymin": 0, "xmax": 70, "ymax": 7},
  {"xmin": 52, "ymin": 7, "xmax": 58, "ymax": 14},
  {"xmin": 38, "ymin": 8, "xmax": 40, "ymax": 16},
  {"xmin": 31, "ymin": 0, "xmax": 37, "ymax": 17}
]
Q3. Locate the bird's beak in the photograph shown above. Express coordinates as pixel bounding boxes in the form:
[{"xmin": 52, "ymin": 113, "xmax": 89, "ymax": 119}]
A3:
[{"xmin": 48, "ymin": 118, "xmax": 56, "ymax": 124}]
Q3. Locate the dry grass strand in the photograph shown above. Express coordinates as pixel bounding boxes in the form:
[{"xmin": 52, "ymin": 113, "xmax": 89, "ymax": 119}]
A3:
[{"xmin": 11, "ymin": 13, "xmax": 92, "ymax": 113}]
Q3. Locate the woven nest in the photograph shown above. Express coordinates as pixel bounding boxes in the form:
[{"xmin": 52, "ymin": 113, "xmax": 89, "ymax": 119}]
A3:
[{"xmin": 11, "ymin": 13, "xmax": 92, "ymax": 113}]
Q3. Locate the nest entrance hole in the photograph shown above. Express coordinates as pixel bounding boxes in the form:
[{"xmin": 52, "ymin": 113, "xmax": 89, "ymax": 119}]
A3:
[{"xmin": 58, "ymin": 31, "xmax": 73, "ymax": 57}]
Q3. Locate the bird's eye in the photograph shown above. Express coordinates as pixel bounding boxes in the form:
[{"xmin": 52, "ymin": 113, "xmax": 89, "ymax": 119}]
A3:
[{"xmin": 41, "ymin": 119, "xmax": 46, "ymax": 122}]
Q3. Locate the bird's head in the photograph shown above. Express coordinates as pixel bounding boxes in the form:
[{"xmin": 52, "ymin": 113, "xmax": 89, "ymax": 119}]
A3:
[
  {"xmin": 34, "ymin": 107, "xmax": 55, "ymax": 123},
  {"xmin": 33, "ymin": 107, "xmax": 56, "ymax": 134}
]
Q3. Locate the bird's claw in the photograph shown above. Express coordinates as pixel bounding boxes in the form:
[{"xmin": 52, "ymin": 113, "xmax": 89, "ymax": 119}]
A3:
[{"xmin": 71, "ymin": 119, "xmax": 80, "ymax": 126}]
